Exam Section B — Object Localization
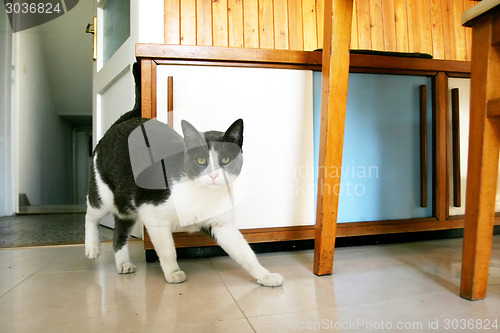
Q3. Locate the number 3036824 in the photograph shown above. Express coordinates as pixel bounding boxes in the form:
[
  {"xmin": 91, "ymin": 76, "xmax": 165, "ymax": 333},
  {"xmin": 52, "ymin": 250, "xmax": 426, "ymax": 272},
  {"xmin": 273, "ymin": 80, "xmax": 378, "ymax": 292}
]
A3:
[{"xmin": 5, "ymin": 2, "xmax": 62, "ymax": 14}]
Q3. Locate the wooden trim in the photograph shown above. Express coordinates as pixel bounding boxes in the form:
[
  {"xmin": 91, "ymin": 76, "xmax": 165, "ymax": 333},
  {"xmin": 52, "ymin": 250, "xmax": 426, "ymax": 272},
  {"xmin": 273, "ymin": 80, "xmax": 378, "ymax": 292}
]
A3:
[
  {"xmin": 140, "ymin": 59, "xmax": 153, "ymax": 119},
  {"xmin": 452, "ymin": 88, "xmax": 462, "ymax": 207},
  {"xmin": 136, "ymin": 44, "xmax": 472, "ymax": 74},
  {"xmin": 349, "ymin": 53, "xmax": 471, "ymax": 74},
  {"xmin": 141, "ymin": 217, "xmax": 500, "ymax": 250},
  {"xmin": 151, "ymin": 60, "xmax": 157, "ymax": 119},
  {"xmin": 313, "ymin": 0, "xmax": 354, "ymax": 277},
  {"xmin": 153, "ymin": 59, "xmax": 322, "ymax": 71},
  {"xmin": 167, "ymin": 76, "xmax": 173, "ymax": 125},
  {"xmin": 136, "ymin": 44, "xmax": 323, "ymax": 66},
  {"xmin": 419, "ymin": 85, "xmax": 428, "ymax": 207},
  {"xmin": 433, "ymin": 72, "xmax": 449, "ymax": 222}
]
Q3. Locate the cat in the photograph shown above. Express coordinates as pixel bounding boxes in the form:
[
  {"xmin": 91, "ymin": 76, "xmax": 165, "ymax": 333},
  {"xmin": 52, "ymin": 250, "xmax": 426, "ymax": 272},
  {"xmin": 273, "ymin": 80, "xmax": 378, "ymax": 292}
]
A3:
[{"xmin": 85, "ymin": 63, "xmax": 283, "ymax": 287}]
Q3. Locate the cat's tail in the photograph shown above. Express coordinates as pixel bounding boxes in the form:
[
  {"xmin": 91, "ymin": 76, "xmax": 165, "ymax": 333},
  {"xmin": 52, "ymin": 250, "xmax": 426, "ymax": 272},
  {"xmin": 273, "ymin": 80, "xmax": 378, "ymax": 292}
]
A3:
[{"xmin": 112, "ymin": 62, "xmax": 142, "ymax": 126}]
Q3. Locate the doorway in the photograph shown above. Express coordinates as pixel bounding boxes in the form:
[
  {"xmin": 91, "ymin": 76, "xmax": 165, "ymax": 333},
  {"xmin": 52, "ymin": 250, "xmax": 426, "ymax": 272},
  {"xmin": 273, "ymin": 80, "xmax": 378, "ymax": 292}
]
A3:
[{"xmin": 12, "ymin": 1, "xmax": 94, "ymax": 215}]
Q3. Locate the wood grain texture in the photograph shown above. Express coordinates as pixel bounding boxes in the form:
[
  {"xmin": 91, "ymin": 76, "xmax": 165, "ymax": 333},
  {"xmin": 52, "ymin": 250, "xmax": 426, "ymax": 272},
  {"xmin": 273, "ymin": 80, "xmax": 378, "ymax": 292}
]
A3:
[
  {"xmin": 394, "ymin": 0, "xmax": 409, "ymax": 52},
  {"xmin": 453, "ymin": 0, "xmax": 468, "ymax": 61},
  {"xmin": 164, "ymin": 0, "xmax": 180, "ymax": 44},
  {"xmin": 350, "ymin": 0, "xmax": 359, "ymax": 49},
  {"xmin": 434, "ymin": 72, "xmax": 448, "ymax": 222},
  {"xmin": 381, "ymin": 0, "xmax": 397, "ymax": 51},
  {"xmin": 442, "ymin": 0, "xmax": 456, "ymax": 60},
  {"xmin": 273, "ymin": 0, "xmax": 289, "ymax": 50},
  {"xmin": 213, "ymin": 0, "xmax": 229, "ymax": 47},
  {"xmin": 243, "ymin": 0, "xmax": 259, "ymax": 48},
  {"xmin": 316, "ymin": 0, "xmax": 325, "ymax": 50},
  {"xmin": 302, "ymin": 0, "xmax": 318, "ymax": 50},
  {"xmin": 164, "ymin": 0, "xmax": 479, "ymax": 60},
  {"xmin": 197, "ymin": 0, "xmax": 213, "ymax": 46},
  {"xmin": 464, "ymin": 1, "xmax": 476, "ymax": 60},
  {"xmin": 356, "ymin": 0, "xmax": 371, "ymax": 49},
  {"xmin": 461, "ymin": 12, "xmax": 500, "ymax": 301},
  {"xmin": 259, "ymin": 0, "xmax": 275, "ymax": 48},
  {"xmin": 370, "ymin": 0, "xmax": 385, "ymax": 50},
  {"xmin": 407, "ymin": 0, "xmax": 421, "ymax": 53},
  {"xmin": 288, "ymin": 0, "xmax": 304, "ymax": 50},
  {"xmin": 140, "ymin": 59, "xmax": 153, "ymax": 119},
  {"xmin": 313, "ymin": 0, "xmax": 354, "ymax": 276},
  {"xmin": 228, "ymin": 0, "xmax": 244, "ymax": 47},
  {"xmin": 180, "ymin": 0, "xmax": 196, "ymax": 45},
  {"xmin": 430, "ymin": 0, "xmax": 445, "ymax": 59},
  {"xmin": 418, "ymin": 0, "xmax": 434, "ymax": 55}
]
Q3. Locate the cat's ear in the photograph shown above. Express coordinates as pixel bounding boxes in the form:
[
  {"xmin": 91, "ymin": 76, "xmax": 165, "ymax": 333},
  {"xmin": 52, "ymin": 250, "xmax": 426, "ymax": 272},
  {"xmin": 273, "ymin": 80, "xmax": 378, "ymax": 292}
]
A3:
[
  {"xmin": 224, "ymin": 119, "xmax": 244, "ymax": 147},
  {"xmin": 181, "ymin": 120, "xmax": 206, "ymax": 150}
]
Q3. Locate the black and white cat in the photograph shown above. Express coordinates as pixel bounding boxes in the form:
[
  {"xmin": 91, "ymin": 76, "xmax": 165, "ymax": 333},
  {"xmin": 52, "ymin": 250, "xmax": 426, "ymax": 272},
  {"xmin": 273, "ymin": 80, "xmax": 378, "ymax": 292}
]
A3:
[{"xmin": 85, "ymin": 64, "xmax": 283, "ymax": 287}]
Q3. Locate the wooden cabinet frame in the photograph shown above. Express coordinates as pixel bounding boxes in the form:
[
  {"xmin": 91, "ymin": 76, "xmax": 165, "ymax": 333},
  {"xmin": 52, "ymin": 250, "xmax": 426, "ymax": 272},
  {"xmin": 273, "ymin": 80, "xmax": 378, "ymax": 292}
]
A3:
[{"xmin": 136, "ymin": 43, "xmax": 498, "ymax": 254}]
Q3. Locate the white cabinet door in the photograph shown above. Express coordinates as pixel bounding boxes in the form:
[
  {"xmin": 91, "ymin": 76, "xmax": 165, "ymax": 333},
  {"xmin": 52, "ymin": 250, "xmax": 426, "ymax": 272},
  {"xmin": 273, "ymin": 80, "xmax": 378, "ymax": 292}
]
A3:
[
  {"xmin": 448, "ymin": 78, "xmax": 500, "ymax": 216},
  {"xmin": 156, "ymin": 65, "xmax": 315, "ymax": 229}
]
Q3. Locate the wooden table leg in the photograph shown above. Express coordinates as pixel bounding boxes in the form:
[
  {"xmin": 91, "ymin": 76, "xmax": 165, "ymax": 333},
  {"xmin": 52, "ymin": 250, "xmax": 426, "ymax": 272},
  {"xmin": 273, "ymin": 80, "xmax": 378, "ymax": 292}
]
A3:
[
  {"xmin": 313, "ymin": 0, "xmax": 354, "ymax": 276},
  {"xmin": 460, "ymin": 13, "xmax": 500, "ymax": 301}
]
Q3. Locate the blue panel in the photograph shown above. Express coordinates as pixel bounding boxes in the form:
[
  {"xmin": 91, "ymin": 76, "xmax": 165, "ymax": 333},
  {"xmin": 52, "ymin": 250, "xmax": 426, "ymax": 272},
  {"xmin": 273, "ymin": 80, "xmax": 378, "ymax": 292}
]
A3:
[{"xmin": 313, "ymin": 72, "xmax": 433, "ymax": 223}]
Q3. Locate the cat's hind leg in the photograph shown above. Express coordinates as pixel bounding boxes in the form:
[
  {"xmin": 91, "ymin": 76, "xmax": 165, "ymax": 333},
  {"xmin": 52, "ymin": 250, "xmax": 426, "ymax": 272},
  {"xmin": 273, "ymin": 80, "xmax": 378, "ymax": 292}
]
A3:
[{"xmin": 113, "ymin": 215, "xmax": 136, "ymax": 274}]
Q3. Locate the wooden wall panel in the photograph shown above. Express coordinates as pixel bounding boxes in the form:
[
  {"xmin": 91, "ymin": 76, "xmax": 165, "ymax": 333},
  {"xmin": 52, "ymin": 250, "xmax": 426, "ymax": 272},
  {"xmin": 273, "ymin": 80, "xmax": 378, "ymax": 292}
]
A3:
[
  {"xmin": 274, "ymin": 0, "xmax": 288, "ymax": 49},
  {"xmin": 196, "ymin": 0, "xmax": 212, "ymax": 46},
  {"xmin": 381, "ymin": 0, "xmax": 396, "ymax": 52},
  {"xmin": 180, "ymin": 0, "xmax": 195, "ymax": 45},
  {"xmin": 302, "ymin": 0, "xmax": 318, "ymax": 51},
  {"xmin": 212, "ymin": 0, "xmax": 229, "ymax": 47},
  {"xmin": 228, "ymin": 0, "xmax": 244, "ymax": 47},
  {"xmin": 288, "ymin": 0, "xmax": 304, "ymax": 50},
  {"xmin": 163, "ymin": 0, "xmax": 479, "ymax": 61},
  {"xmin": 244, "ymin": 0, "xmax": 260, "ymax": 48}
]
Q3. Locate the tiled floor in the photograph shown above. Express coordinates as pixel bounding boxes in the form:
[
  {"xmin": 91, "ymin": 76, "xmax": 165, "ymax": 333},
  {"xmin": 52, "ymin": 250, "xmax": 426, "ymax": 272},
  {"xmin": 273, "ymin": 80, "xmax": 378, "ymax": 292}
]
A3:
[{"xmin": 0, "ymin": 236, "xmax": 499, "ymax": 332}]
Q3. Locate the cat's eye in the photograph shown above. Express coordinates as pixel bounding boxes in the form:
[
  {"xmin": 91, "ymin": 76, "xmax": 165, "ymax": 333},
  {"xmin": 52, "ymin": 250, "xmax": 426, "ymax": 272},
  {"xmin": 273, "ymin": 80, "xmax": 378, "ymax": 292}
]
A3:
[
  {"xmin": 220, "ymin": 156, "xmax": 231, "ymax": 165},
  {"xmin": 196, "ymin": 157, "xmax": 207, "ymax": 165}
]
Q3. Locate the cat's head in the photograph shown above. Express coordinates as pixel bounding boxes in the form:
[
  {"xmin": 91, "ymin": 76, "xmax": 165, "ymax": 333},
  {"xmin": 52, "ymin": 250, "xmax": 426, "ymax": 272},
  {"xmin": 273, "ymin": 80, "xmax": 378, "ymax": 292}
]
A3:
[{"xmin": 181, "ymin": 119, "xmax": 244, "ymax": 187}]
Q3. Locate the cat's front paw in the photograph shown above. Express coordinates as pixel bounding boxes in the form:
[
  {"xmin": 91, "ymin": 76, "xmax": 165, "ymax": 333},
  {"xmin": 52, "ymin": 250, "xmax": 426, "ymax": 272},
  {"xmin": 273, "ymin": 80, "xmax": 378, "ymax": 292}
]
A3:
[
  {"xmin": 85, "ymin": 244, "xmax": 101, "ymax": 259},
  {"xmin": 117, "ymin": 262, "xmax": 136, "ymax": 274},
  {"xmin": 258, "ymin": 273, "xmax": 284, "ymax": 287},
  {"xmin": 165, "ymin": 270, "xmax": 186, "ymax": 284}
]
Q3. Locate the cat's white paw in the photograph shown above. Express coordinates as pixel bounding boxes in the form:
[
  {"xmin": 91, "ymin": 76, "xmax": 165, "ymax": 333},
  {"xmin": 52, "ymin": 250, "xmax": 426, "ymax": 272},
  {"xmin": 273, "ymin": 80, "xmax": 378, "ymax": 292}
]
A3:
[
  {"xmin": 165, "ymin": 270, "xmax": 187, "ymax": 284},
  {"xmin": 258, "ymin": 273, "xmax": 284, "ymax": 287},
  {"xmin": 85, "ymin": 244, "xmax": 101, "ymax": 259},
  {"xmin": 117, "ymin": 262, "xmax": 136, "ymax": 274}
]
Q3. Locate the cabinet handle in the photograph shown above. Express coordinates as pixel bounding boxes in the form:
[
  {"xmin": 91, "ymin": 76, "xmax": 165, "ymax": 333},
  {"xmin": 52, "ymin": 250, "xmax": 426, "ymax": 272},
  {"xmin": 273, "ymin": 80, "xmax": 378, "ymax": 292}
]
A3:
[
  {"xmin": 451, "ymin": 88, "xmax": 461, "ymax": 207},
  {"xmin": 420, "ymin": 85, "xmax": 428, "ymax": 208},
  {"xmin": 167, "ymin": 76, "xmax": 173, "ymax": 126}
]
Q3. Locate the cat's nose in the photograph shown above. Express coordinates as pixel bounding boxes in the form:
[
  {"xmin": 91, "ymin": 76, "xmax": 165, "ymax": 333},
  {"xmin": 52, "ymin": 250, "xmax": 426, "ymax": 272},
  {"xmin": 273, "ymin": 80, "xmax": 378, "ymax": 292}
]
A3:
[{"xmin": 209, "ymin": 173, "xmax": 219, "ymax": 181}]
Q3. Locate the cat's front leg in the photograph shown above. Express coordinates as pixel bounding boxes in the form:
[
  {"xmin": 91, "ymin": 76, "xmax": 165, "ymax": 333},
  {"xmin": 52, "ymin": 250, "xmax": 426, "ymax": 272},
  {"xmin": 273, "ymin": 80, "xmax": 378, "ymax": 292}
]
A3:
[
  {"xmin": 143, "ymin": 223, "xmax": 186, "ymax": 284},
  {"xmin": 210, "ymin": 225, "xmax": 283, "ymax": 287}
]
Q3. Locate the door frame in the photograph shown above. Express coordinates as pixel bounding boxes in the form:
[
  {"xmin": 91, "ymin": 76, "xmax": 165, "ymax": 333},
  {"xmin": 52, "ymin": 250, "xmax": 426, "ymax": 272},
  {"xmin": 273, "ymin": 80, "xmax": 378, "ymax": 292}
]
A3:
[{"xmin": 1, "ymin": 11, "xmax": 15, "ymax": 216}]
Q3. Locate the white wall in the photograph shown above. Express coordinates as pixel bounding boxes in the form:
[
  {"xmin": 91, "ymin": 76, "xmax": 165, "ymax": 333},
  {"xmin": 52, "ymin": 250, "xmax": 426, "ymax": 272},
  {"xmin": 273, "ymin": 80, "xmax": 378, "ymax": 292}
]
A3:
[
  {"xmin": 0, "ymin": 9, "xmax": 13, "ymax": 215},
  {"xmin": 14, "ymin": 27, "xmax": 73, "ymax": 206}
]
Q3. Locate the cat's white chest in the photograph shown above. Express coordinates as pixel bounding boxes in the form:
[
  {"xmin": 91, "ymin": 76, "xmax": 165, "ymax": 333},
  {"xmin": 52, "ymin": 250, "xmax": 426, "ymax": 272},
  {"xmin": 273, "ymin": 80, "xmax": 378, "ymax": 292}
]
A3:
[{"xmin": 169, "ymin": 180, "xmax": 234, "ymax": 227}]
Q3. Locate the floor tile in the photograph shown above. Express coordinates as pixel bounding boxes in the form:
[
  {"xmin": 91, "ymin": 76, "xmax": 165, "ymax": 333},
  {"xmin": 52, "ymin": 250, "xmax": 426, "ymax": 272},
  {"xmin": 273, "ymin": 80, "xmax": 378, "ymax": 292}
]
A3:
[
  {"xmin": 0, "ymin": 244, "xmax": 245, "ymax": 333},
  {"xmin": 213, "ymin": 247, "xmax": 457, "ymax": 318},
  {"xmin": 249, "ymin": 291, "xmax": 500, "ymax": 333},
  {"xmin": 0, "ymin": 235, "xmax": 499, "ymax": 332}
]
